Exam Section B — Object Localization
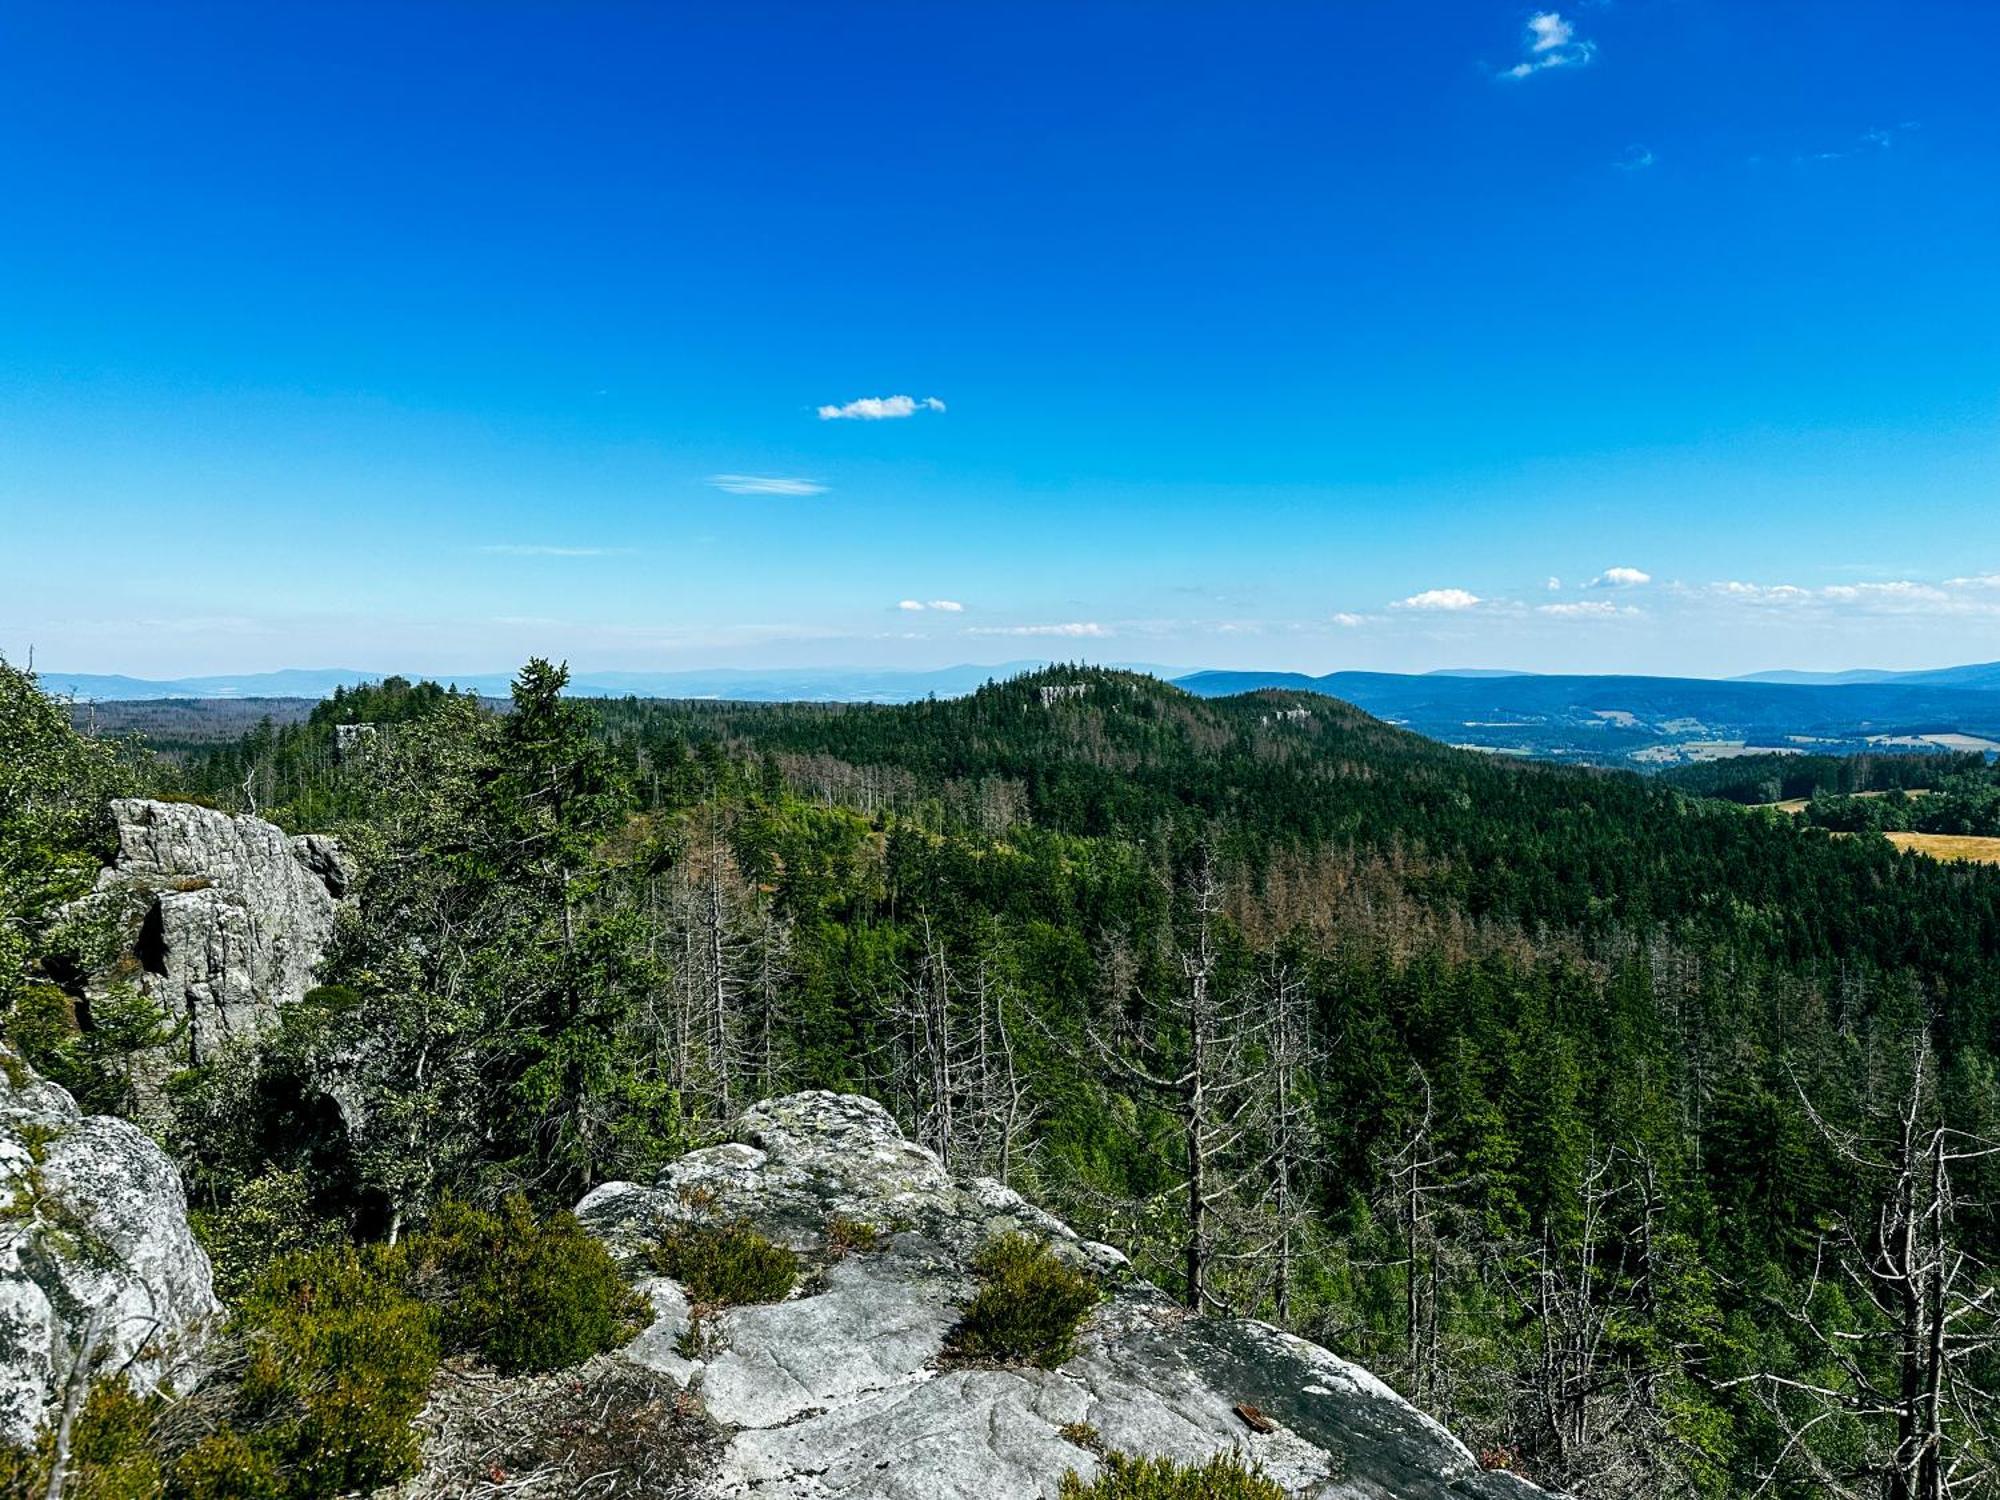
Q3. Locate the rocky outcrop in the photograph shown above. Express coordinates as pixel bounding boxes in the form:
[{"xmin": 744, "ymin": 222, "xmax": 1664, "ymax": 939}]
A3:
[
  {"xmin": 0, "ymin": 1047, "xmax": 220, "ymax": 1447},
  {"xmin": 76, "ymin": 798, "xmax": 349, "ymax": 1064},
  {"xmin": 575, "ymin": 1092, "xmax": 1553, "ymax": 1499}
]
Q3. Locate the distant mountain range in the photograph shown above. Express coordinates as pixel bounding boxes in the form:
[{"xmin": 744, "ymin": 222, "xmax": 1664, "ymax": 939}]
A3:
[
  {"xmin": 1174, "ymin": 667, "xmax": 2000, "ymax": 763},
  {"xmin": 42, "ymin": 659, "xmax": 2000, "ymax": 766},
  {"xmin": 36, "ymin": 662, "xmax": 1148, "ymax": 705},
  {"xmin": 1735, "ymin": 662, "xmax": 2000, "ymax": 690}
]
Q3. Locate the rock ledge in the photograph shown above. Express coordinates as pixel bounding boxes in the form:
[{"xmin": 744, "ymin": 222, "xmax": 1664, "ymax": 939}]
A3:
[{"xmin": 576, "ymin": 1091, "xmax": 1551, "ymax": 1499}]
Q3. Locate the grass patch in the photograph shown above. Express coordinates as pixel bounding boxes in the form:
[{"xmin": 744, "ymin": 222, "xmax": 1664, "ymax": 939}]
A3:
[
  {"xmin": 946, "ymin": 1232, "xmax": 1097, "ymax": 1369},
  {"xmin": 1059, "ymin": 1450, "xmax": 1285, "ymax": 1500},
  {"xmin": 651, "ymin": 1219, "xmax": 798, "ymax": 1307}
]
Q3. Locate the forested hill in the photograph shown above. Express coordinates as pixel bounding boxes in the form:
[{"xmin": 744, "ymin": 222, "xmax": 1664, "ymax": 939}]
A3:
[
  {"xmin": 17, "ymin": 660, "xmax": 2000, "ymax": 1498},
  {"xmin": 583, "ymin": 668, "xmax": 2000, "ymax": 1016}
]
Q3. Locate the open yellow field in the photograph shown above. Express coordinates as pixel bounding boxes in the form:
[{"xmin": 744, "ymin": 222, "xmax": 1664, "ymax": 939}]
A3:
[{"xmin": 1880, "ymin": 831, "xmax": 2000, "ymax": 865}]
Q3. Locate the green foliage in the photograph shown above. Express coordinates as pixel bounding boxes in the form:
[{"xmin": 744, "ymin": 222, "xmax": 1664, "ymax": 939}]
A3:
[
  {"xmin": 0, "ymin": 1377, "xmax": 163, "ymax": 1500},
  {"xmin": 6, "ymin": 982, "xmax": 169, "ymax": 1119},
  {"xmin": 1057, "ymin": 1450, "xmax": 1285, "ymax": 1500},
  {"xmin": 169, "ymin": 1431, "xmax": 284, "ymax": 1499},
  {"xmin": 232, "ymin": 1244, "xmax": 439, "ymax": 1495},
  {"xmin": 190, "ymin": 1167, "xmax": 342, "ymax": 1302},
  {"xmin": 0, "ymin": 659, "xmax": 134, "ymax": 1018},
  {"xmin": 404, "ymin": 1195, "xmax": 643, "ymax": 1374},
  {"xmin": 651, "ymin": 1219, "xmax": 799, "ymax": 1307},
  {"xmin": 947, "ymin": 1233, "xmax": 1098, "ymax": 1369}
]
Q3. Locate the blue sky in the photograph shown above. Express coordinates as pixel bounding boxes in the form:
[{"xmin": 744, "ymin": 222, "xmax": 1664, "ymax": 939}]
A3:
[{"xmin": 3, "ymin": 1, "xmax": 1997, "ymax": 679}]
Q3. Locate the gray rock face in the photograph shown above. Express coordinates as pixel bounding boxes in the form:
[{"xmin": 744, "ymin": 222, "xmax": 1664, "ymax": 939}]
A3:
[
  {"xmin": 576, "ymin": 1091, "xmax": 1552, "ymax": 1499},
  {"xmin": 0, "ymin": 1047, "xmax": 220, "ymax": 1446},
  {"xmin": 83, "ymin": 798, "xmax": 349, "ymax": 1064}
]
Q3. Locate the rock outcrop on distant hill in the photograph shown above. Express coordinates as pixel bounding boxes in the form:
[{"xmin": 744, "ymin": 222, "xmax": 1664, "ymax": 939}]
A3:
[
  {"xmin": 75, "ymin": 798, "xmax": 350, "ymax": 1065},
  {"xmin": 0, "ymin": 1046, "xmax": 219, "ymax": 1447},
  {"xmin": 571, "ymin": 1091, "xmax": 1552, "ymax": 1500}
]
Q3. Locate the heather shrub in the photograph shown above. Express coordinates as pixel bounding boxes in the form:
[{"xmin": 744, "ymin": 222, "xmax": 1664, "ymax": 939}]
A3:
[
  {"xmin": 947, "ymin": 1232, "xmax": 1097, "ymax": 1368},
  {"xmin": 404, "ymin": 1195, "xmax": 643, "ymax": 1374},
  {"xmin": 651, "ymin": 1219, "xmax": 798, "ymax": 1306},
  {"xmin": 1058, "ymin": 1450, "xmax": 1285, "ymax": 1500}
]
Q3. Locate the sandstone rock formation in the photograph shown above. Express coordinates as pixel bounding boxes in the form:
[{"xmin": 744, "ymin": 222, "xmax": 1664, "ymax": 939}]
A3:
[
  {"xmin": 0, "ymin": 1046, "xmax": 220, "ymax": 1447},
  {"xmin": 576, "ymin": 1091, "xmax": 1553, "ymax": 1499},
  {"xmin": 77, "ymin": 798, "xmax": 350, "ymax": 1065}
]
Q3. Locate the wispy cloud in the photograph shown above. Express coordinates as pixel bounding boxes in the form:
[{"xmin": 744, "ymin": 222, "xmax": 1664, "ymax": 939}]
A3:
[
  {"xmin": 817, "ymin": 394, "xmax": 947, "ymax": 421},
  {"xmin": 708, "ymin": 474, "xmax": 828, "ymax": 496},
  {"xmin": 478, "ymin": 544, "xmax": 631, "ymax": 557},
  {"xmin": 1394, "ymin": 588, "xmax": 1483, "ymax": 612},
  {"xmin": 1616, "ymin": 145, "xmax": 1656, "ymax": 171},
  {"xmin": 897, "ymin": 599, "xmax": 965, "ymax": 613},
  {"xmin": 966, "ymin": 622, "xmax": 1107, "ymax": 638},
  {"xmin": 1704, "ymin": 576, "xmax": 2000, "ymax": 618},
  {"xmin": 1588, "ymin": 566, "xmax": 1652, "ymax": 589},
  {"xmin": 1331, "ymin": 611, "xmax": 1376, "ymax": 628},
  {"xmin": 1539, "ymin": 600, "xmax": 1636, "ymax": 619},
  {"xmin": 1502, "ymin": 11, "xmax": 1595, "ymax": 79}
]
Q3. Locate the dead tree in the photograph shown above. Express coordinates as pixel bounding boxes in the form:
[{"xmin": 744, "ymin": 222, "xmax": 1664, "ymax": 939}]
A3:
[
  {"xmin": 1085, "ymin": 849, "xmax": 1273, "ymax": 1312},
  {"xmin": 1725, "ymin": 1030, "xmax": 2000, "ymax": 1500}
]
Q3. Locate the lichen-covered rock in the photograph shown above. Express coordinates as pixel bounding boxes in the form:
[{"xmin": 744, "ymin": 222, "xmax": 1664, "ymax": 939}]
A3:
[
  {"xmin": 0, "ymin": 1047, "xmax": 219, "ymax": 1447},
  {"xmin": 574, "ymin": 1091, "xmax": 1555, "ymax": 1499},
  {"xmin": 77, "ymin": 798, "xmax": 349, "ymax": 1064}
]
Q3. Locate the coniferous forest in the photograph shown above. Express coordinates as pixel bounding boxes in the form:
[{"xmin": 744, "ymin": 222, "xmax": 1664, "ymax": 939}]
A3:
[{"xmin": 7, "ymin": 658, "xmax": 2000, "ymax": 1498}]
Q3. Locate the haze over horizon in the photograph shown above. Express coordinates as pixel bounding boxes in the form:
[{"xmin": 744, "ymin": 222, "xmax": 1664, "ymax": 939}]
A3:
[{"xmin": 5, "ymin": 2, "xmax": 1998, "ymax": 679}]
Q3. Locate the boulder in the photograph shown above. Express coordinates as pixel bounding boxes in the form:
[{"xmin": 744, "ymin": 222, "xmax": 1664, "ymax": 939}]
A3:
[
  {"xmin": 77, "ymin": 798, "xmax": 350, "ymax": 1065},
  {"xmin": 0, "ymin": 1047, "xmax": 219, "ymax": 1447},
  {"xmin": 575, "ymin": 1091, "xmax": 1555, "ymax": 1499}
]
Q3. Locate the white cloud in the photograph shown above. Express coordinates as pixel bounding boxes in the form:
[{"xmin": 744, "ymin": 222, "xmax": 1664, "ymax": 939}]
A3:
[
  {"xmin": 1502, "ymin": 11, "xmax": 1595, "ymax": 78},
  {"xmin": 1617, "ymin": 146, "xmax": 1656, "ymax": 171},
  {"xmin": 1588, "ymin": 566, "xmax": 1652, "ymax": 589},
  {"xmin": 1538, "ymin": 600, "xmax": 1635, "ymax": 618},
  {"xmin": 478, "ymin": 544, "xmax": 629, "ymax": 557},
  {"xmin": 708, "ymin": 474, "xmax": 828, "ymax": 496},
  {"xmin": 1545, "ymin": 576, "xmax": 1562, "ymax": 591},
  {"xmin": 1331, "ymin": 612, "xmax": 1372, "ymax": 627},
  {"xmin": 1705, "ymin": 577, "xmax": 2000, "ymax": 618},
  {"xmin": 1394, "ymin": 588, "xmax": 1483, "ymax": 612},
  {"xmin": 897, "ymin": 600, "xmax": 925, "ymax": 612},
  {"xmin": 817, "ymin": 394, "xmax": 947, "ymax": 420},
  {"xmin": 967, "ymin": 622, "xmax": 1107, "ymax": 638},
  {"xmin": 898, "ymin": 599, "xmax": 965, "ymax": 613}
]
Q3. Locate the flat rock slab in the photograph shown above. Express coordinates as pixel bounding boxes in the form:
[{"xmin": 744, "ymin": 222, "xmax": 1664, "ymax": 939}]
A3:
[{"xmin": 575, "ymin": 1091, "xmax": 1555, "ymax": 1500}]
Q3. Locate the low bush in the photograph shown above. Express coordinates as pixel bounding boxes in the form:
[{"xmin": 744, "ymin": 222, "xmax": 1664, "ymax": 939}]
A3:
[
  {"xmin": 190, "ymin": 1168, "xmax": 341, "ymax": 1301},
  {"xmin": 170, "ymin": 1431, "xmax": 283, "ymax": 1499},
  {"xmin": 0, "ymin": 1377, "xmax": 163, "ymax": 1500},
  {"xmin": 404, "ymin": 1195, "xmax": 644, "ymax": 1375},
  {"xmin": 947, "ymin": 1233, "xmax": 1097, "ymax": 1369},
  {"xmin": 651, "ymin": 1219, "xmax": 798, "ymax": 1306},
  {"xmin": 234, "ymin": 1244, "xmax": 439, "ymax": 1496},
  {"xmin": 1058, "ymin": 1450, "xmax": 1286, "ymax": 1500}
]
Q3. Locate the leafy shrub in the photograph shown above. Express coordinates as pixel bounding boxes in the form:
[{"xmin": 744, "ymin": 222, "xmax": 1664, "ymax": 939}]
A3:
[
  {"xmin": 947, "ymin": 1233, "xmax": 1097, "ymax": 1368},
  {"xmin": 190, "ymin": 1168, "xmax": 341, "ymax": 1301},
  {"xmin": 1058, "ymin": 1450, "xmax": 1285, "ymax": 1500},
  {"xmin": 234, "ymin": 1244, "xmax": 439, "ymax": 1495},
  {"xmin": 170, "ymin": 1431, "xmax": 283, "ymax": 1499},
  {"xmin": 651, "ymin": 1219, "xmax": 798, "ymax": 1306},
  {"xmin": 0, "ymin": 1376, "xmax": 163, "ymax": 1500},
  {"xmin": 404, "ymin": 1195, "xmax": 644, "ymax": 1375}
]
